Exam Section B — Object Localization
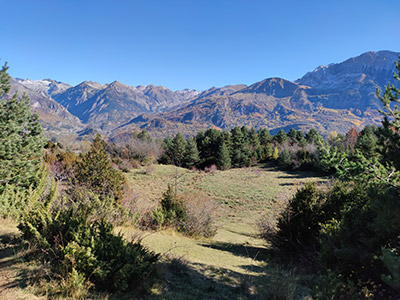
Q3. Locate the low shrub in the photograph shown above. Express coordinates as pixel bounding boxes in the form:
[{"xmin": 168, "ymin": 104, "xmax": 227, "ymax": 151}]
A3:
[
  {"xmin": 141, "ymin": 185, "xmax": 217, "ymax": 237},
  {"xmin": 180, "ymin": 192, "xmax": 217, "ymax": 237},
  {"xmin": 18, "ymin": 182, "xmax": 159, "ymax": 296}
]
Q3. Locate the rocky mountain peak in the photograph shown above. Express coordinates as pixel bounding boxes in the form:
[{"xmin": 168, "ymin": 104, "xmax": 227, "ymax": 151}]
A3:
[
  {"xmin": 297, "ymin": 50, "xmax": 400, "ymax": 88},
  {"xmin": 241, "ymin": 77, "xmax": 299, "ymax": 97}
]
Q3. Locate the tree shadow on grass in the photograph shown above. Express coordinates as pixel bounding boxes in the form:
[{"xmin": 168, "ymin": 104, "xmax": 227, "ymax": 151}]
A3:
[
  {"xmin": 222, "ymin": 227, "xmax": 259, "ymax": 239},
  {"xmin": 151, "ymin": 256, "xmax": 267, "ymax": 300},
  {"xmin": 0, "ymin": 233, "xmax": 27, "ymax": 293},
  {"xmin": 198, "ymin": 241, "xmax": 270, "ymax": 262},
  {"xmin": 0, "ymin": 233, "xmax": 23, "ymax": 267}
]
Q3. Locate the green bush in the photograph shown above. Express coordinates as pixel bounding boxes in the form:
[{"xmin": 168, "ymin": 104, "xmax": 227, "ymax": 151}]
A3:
[
  {"xmin": 0, "ymin": 166, "xmax": 52, "ymax": 220},
  {"xmin": 63, "ymin": 185, "xmax": 128, "ymax": 225},
  {"xmin": 160, "ymin": 184, "xmax": 186, "ymax": 227},
  {"xmin": 74, "ymin": 135, "xmax": 126, "ymax": 203},
  {"xmin": 18, "ymin": 189, "xmax": 159, "ymax": 295},
  {"xmin": 274, "ymin": 182, "xmax": 328, "ymax": 257},
  {"xmin": 142, "ymin": 186, "xmax": 217, "ymax": 237}
]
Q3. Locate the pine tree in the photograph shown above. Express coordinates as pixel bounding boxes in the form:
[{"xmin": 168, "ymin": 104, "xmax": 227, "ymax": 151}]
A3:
[
  {"xmin": 0, "ymin": 62, "xmax": 46, "ymax": 192},
  {"xmin": 74, "ymin": 134, "xmax": 126, "ymax": 202},
  {"xmin": 231, "ymin": 127, "xmax": 251, "ymax": 167},
  {"xmin": 159, "ymin": 136, "xmax": 174, "ymax": 164},
  {"xmin": 183, "ymin": 137, "xmax": 199, "ymax": 168},
  {"xmin": 216, "ymin": 142, "xmax": 231, "ymax": 170},
  {"xmin": 274, "ymin": 129, "xmax": 288, "ymax": 144},
  {"xmin": 305, "ymin": 128, "xmax": 322, "ymax": 144},
  {"xmin": 356, "ymin": 125, "xmax": 379, "ymax": 157},
  {"xmin": 258, "ymin": 128, "xmax": 272, "ymax": 145},
  {"xmin": 196, "ymin": 129, "xmax": 222, "ymax": 168},
  {"xmin": 248, "ymin": 127, "xmax": 261, "ymax": 159},
  {"xmin": 288, "ymin": 128, "xmax": 298, "ymax": 144},
  {"xmin": 171, "ymin": 133, "xmax": 186, "ymax": 166}
]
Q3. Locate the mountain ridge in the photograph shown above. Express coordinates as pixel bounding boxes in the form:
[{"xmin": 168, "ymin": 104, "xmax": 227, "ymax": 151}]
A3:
[{"xmin": 9, "ymin": 50, "xmax": 400, "ymax": 140}]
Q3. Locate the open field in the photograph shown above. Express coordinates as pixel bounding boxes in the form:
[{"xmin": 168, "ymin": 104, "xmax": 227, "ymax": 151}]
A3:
[
  {"xmin": 0, "ymin": 164, "xmax": 324, "ymax": 299},
  {"xmin": 124, "ymin": 164, "xmax": 323, "ymax": 299}
]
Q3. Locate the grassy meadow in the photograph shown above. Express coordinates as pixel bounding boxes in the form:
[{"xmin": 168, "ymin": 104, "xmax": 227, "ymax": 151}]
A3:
[{"xmin": 123, "ymin": 164, "xmax": 323, "ymax": 299}]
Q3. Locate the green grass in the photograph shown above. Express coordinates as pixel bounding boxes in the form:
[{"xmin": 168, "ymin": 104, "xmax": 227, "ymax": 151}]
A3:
[{"xmin": 123, "ymin": 163, "xmax": 323, "ymax": 299}]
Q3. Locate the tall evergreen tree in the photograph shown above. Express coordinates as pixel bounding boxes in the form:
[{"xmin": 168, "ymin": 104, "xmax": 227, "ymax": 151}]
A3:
[
  {"xmin": 183, "ymin": 137, "xmax": 200, "ymax": 168},
  {"xmin": 258, "ymin": 128, "xmax": 272, "ymax": 146},
  {"xmin": 196, "ymin": 129, "xmax": 222, "ymax": 168},
  {"xmin": 274, "ymin": 129, "xmax": 288, "ymax": 144},
  {"xmin": 296, "ymin": 131, "xmax": 308, "ymax": 147},
  {"xmin": 171, "ymin": 133, "xmax": 186, "ymax": 166},
  {"xmin": 356, "ymin": 125, "xmax": 379, "ymax": 158},
  {"xmin": 216, "ymin": 142, "xmax": 231, "ymax": 170},
  {"xmin": 0, "ymin": 62, "xmax": 46, "ymax": 191},
  {"xmin": 288, "ymin": 128, "xmax": 298, "ymax": 144},
  {"xmin": 231, "ymin": 127, "xmax": 250, "ymax": 167},
  {"xmin": 305, "ymin": 128, "xmax": 322, "ymax": 144},
  {"xmin": 159, "ymin": 136, "xmax": 174, "ymax": 164},
  {"xmin": 248, "ymin": 127, "xmax": 261, "ymax": 159}
]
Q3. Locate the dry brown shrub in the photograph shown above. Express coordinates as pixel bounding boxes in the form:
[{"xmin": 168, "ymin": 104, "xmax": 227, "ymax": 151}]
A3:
[
  {"xmin": 258, "ymin": 190, "xmax": 292, "ymax": 245},
  {"xmin": 204, "ymin": 164, "xmax": 217, "ymax": 174},
  {"xmin": 144, "ymin": 163, "xmax": 156, "ymax": 175},
  {"xmin": 180, "ymin": 192, "xmax": 218, "ymax": 237},
  {"xmin": 131, "ymin": 159, "xmax": 141, "ymax": 169}
]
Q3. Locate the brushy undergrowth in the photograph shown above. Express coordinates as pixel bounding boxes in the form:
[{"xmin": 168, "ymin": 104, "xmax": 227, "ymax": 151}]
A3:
[{"xmin": 17, "ymin": 174, "xmax": 159, "ymax": 298}]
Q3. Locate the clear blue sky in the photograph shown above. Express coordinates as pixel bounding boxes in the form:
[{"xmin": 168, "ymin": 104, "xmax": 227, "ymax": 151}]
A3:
[{"xmin": 1, "ymin": 0, "xmax": 399, "ymax": 91}]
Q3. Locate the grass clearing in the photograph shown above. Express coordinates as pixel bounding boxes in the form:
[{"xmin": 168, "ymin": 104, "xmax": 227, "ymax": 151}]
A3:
[{"xmin": 125, "ymin": 163, "xmax": 323, "ymax": 299}]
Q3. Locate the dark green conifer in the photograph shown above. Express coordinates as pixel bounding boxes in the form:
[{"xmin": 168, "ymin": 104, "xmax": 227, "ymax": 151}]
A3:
[
  {"xmin": 0, "ymin": 62, "xmax": 46, "ymax": 191},
  {"xmin": 274, "ymin": 129, "xmax": 288, "ymax": 144},
  {"xmin": 171, "ymin": 133, "xmax": 186, "ymax": 166},
  {"xmin": 74, "ymin": 134, "xmax": 125, "ymax": 202},
  {"xmin": 183, "ymin": 137, "xmax": 200, "ymax": 168},
  {"xmin": 258, "ymin": 128, "xmax": 272, "ymax": 145},
  {"xmin": 305, "ymin": 128, "xmax": 322, "ymax": 144},
  {"xmin": 216, "ymin": 142, "xmax": 231, "ymax": 170}
]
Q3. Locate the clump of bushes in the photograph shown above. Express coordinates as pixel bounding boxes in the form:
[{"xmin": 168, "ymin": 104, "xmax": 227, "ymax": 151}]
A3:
[
  {"xmin": 140, "ymin": 185, "xmax": 217, "ymax": 238},
  {"xmin": 261, "ymin": 179, "xmax": 400, "ymax": 298},
  {"xmin": 18, "ymin": 177, "xmax": 159, "ymax": 297},
  {"xmin": 15, "ymin": 135, "xmax": 160, "ymax": 298}
]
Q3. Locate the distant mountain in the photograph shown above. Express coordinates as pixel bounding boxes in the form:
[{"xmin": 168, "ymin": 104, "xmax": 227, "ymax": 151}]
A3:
[
  {"xmin": 15, "ymin": 78, "xmax": 72, "ymax": 96},
  {"xmin": 8, "ymin": 78, "xmax": 84, "ymax": 139},
  {"xmin": 9, "ymin": 50, "xmax": 400, "ymax": 140},
  {"xmin": 51, "ymin": 81, "xmax": 199, "ymax": 130},
  {"xmin": 117, "ymin": 50, "xmax": 399, "ymax": 137},
  {"xmin": 296, "ymin": 50, "xmax": 400, "ymax": 112}
]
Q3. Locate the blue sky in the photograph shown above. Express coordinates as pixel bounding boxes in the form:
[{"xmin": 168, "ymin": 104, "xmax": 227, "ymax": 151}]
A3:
[{"xmin": 1, "ymin": 0, "xmax": 399, "ymax": 91}]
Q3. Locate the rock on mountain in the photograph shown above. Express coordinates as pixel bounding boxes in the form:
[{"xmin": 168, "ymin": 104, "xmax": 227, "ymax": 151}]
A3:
[{"xmin": 15, "ymin": 78, "xmax": 72, "ymax": 96}]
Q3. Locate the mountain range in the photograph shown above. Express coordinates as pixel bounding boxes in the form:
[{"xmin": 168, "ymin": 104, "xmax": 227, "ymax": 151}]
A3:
[{"xmin": 8, "ymin": 50, "xmax": 400, "ymax": 141}]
